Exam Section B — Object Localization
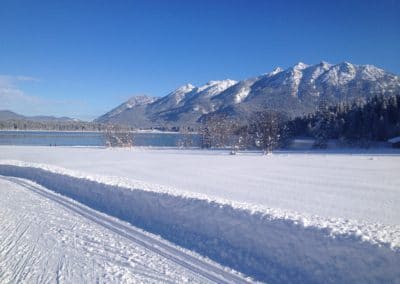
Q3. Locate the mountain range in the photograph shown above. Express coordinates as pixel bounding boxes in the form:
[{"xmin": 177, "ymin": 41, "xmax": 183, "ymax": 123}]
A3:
[
  {"xmin": 95, "ymin": 61, "xmax": 399, "ymax": 128},
  {"xmin": 0, "ymin": 110, "xmax": 76, "ymax": 123}
]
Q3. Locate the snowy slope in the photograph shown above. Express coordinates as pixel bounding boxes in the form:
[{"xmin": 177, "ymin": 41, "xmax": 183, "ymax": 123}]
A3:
[
  {"xmin": 0, "ymin": 146, "xmax": 400, "ymax": 283},
  {"xmin": 97, "ymin": 95, "xmax": 157, "ymax": 120},
  {"xmin": 151, "ymin": 79, "xmax": 238, "ymax": 124},
  {"xmin": 95, "ymin": 95, "xmax": 157, "ymax": 127},
  {"xmin": 148, "ymin": 84, "xmax": 196, "ymax": 113},
  {"xmin": 0, "ymin": 176, "xmax": 247, "ymax": 283}
]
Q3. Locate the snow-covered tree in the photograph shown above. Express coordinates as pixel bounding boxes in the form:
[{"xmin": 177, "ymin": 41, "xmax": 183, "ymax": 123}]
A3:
[
  {"xmin": 200, "ymin": 114, "xmax": 234, "ymax": 148},
  {"xmin": 103, "ymin": 125, "xmax": 133, "ymax": 147},
  {"xmin": 250, "ymin": 111, "xmax": 286, "ymax": 153},
  {"xmin": 177, "ymin": 125, "xmax": 194, "ymax": 148},
  {"xmin": 312, "ymin": 101, "xmax": 330, "ymax": 148}
]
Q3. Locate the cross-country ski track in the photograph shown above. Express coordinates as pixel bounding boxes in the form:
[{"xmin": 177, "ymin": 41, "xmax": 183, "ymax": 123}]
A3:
[{"xmin": 0, "ymin": 175, "xmax": 248, "ymax": 283}]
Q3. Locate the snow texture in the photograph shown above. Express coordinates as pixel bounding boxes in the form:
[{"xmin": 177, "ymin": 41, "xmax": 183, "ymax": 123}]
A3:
[
  {"xmin": 1, "ymin": 146, "xmax": 399, "ymax": 225},
  {"xmin": 0, "ymin": 176, "xmax": 247, "ymax": 283},
  {"xmin": 0, "ymin": 147, "xmax": 400, "ymax": 283},
  {"xmin": 196, "ymin": 80, "xmax": 238, "ymax": 96}
]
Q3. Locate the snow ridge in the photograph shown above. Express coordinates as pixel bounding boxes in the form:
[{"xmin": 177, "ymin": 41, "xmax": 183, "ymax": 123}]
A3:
[
  {"xmin": 167, "ymin": 84, "xmax": 196, "ymax": 104},
  {"xmin": 196, "ymin": 79, "xmax": 238, "ymax": 97},
  {"xmin": 98, "ymin": 95, "xmax": 156, "ymax": 119},
  {"xmin": 1, "ymin": 161, "xmax": 399, "ymax": 283}
]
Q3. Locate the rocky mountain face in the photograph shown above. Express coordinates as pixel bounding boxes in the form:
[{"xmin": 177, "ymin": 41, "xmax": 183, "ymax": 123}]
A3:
[{"xmin": 95, "ymin": 62, "xmax": 400, "ymax": 128}]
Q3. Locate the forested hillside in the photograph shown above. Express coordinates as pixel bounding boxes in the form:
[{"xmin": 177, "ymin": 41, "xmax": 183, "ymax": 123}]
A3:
[{"xmin": 289, "ymin": 94, "xmax": 400, "ymax": 146}]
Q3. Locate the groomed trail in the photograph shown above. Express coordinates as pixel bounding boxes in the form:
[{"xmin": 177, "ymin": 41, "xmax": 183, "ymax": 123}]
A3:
[{"xmin": 0, "ymin": 176, "xmax": 248, "ymax": 284}]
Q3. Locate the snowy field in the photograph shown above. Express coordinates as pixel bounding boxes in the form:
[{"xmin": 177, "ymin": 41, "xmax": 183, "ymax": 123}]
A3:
[{"xmin": 1, "ymin": 146, "xmax": 400, "ymax": 283}]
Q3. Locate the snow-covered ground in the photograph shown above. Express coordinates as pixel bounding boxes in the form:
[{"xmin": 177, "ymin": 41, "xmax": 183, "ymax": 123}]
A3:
[
  {"xmin": 0, "ymin": 146, "xmax": 400, "ymax": 283},
  {"xmin": 1, "ymin": 146, "xmax": 399, "ymax": 224},
  {"xmin": 0, "ymin": 176, "xmax": 246, "ymax": 283}
]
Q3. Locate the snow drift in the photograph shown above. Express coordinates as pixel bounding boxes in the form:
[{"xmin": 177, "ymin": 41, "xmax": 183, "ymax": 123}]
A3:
[{"xmin": 0, "ymin": 161, "xmax": 399, "ymax": 283}]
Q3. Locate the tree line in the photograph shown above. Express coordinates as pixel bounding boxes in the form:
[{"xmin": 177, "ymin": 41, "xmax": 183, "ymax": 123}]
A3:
[
  {"xmin": 0, "ymin": 120, "xmax": 136, "ymax": 147},
  {"xmin": 195, "ymin": 111, "xmax": 290, "ymax": 154},
  {"xmin": 0, "ymin": 120, "xmax": 112, "ymax": 132},
  {"xmin": 289, "ymin": 94, "xmax": 400, "ymax": 147},
  {"xmin": 196, "ymin": 94, "xmax": 400, "ymax": 151}
]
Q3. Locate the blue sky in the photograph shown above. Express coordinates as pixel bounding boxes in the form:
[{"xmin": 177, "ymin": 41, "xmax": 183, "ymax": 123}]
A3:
[{"xmin": 0, "ymin": 0, "xmax": 399, "ymax": 120}]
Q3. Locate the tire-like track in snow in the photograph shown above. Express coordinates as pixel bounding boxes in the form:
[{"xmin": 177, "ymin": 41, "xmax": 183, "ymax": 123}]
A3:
[{"xmin": 3, "ymin": 176, "xmax": 249, "ymax": 284}]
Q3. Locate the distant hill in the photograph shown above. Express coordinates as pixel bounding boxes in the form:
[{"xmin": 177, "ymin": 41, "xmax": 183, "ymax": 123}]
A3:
[
  {"xmin": 0, "ymin": 110, "xmax": 27, "ymax": 121},
  {"xmin": 0, "ymin": 110, "xmax": 77, "ymax": 122},
  {"xmin": 95, "ymin": 61, "xmax": 400, "ymax": 128}
]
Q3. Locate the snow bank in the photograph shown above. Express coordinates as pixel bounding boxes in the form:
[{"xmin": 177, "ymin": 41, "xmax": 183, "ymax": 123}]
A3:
[
  {"xmin": 1, "ymin": 161, "xmax": 400, "ymax": 283},
  {"xmin": 0, "ymin": 177, "xmax": 210, "ymax": 283}
]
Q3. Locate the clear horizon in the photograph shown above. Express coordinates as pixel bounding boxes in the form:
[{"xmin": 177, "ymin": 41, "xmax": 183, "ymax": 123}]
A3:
[{"xmin": 1, "ymin": 0, "xmax": 399, "ymax": 120}]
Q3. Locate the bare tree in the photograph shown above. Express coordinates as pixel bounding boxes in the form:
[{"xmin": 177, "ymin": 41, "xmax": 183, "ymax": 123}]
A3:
[
  {"xmin": 250, "ymin": 111, "xmax": 287, "ymax": 154},
  {"xmin": 177, "ymin": 125, "xmax": 194, "ymax": 148},
  {"xmin": 232, "ymin": 124, "xmax": 252, "ymax": 152},
  {"xmin": 199, "ymin": 123, "xmax": 212, "ymax": 149},
  {"xmin": 103, "ymin": 124, "xmax": 134, "ymax": 147},
  {"xmin": 200, "ymin": 114, "xmax": 236, "ymax": 149}
]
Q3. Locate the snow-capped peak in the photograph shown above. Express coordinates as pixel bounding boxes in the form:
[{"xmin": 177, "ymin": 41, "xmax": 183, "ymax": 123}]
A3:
[
  {"xmin": 342, "ymin": 61, "xmax": 353, "ymax": 66},
  {"xmin": 198, "ymin": 80, "xmax": 219, "ymax": 91},
  {"xmin": 99, "ymin": 95, "xmax": 156, "ymax": 119},
  {"xmin": 359, "ymin": 64, "xmax": 386, "ymax": 80},
  {"xmin": 197, "ymin": 79, "xmax": 237, "ymax": 96},
  {"xmin": 198, "ymin": 79, "xmax": 236, "ymax": 91},
  {"xmin": 339, "ymin": 61, "xmax": 355, "ymax": 69},
  {"xmin": 268, "ymin": 67, "xmax": 284, "ymax": 76},
  {"xmin": 283, "ymin": 63, "xmax": 308, "ymax": 94},
  {"xmin": 174, "ymin": 83, "xmax": 195, "ymax": 93},
  {"xmin": 319, "ymin": 61, "xmax": 332, "ymax": 68},
  {"xmin": 293, "ymin": 62, "xmax": 309, "ymax": 70},
  {"xmin": 124, "ymin": 95, "xmax": 156, "ymax": 108},
  {"xmin": 163, "ymin": 83, "xmax": 196, "ymax": 105}
]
